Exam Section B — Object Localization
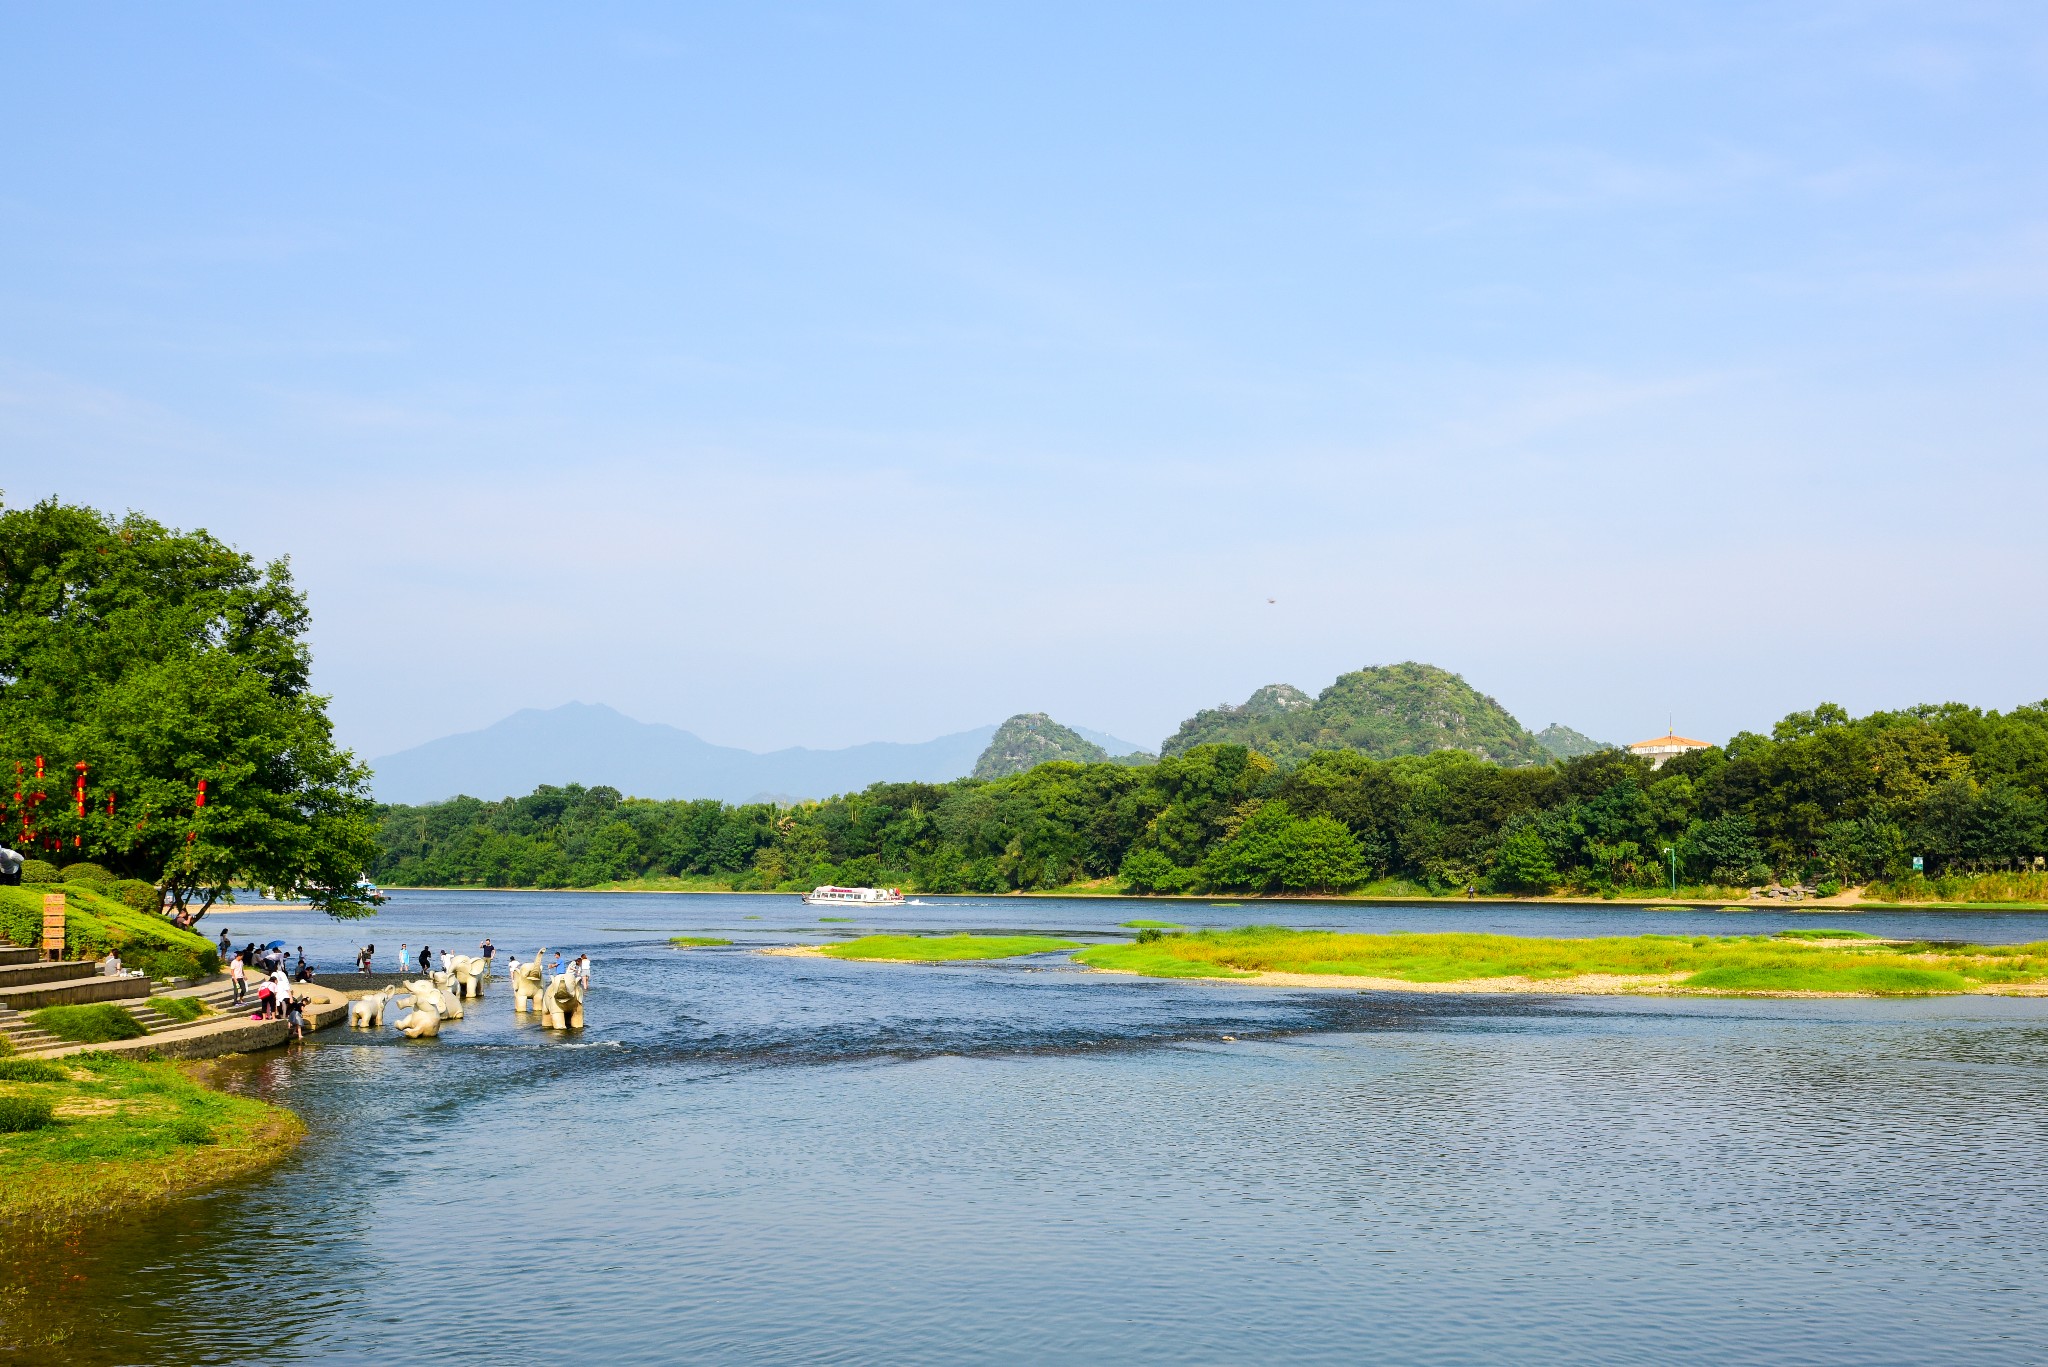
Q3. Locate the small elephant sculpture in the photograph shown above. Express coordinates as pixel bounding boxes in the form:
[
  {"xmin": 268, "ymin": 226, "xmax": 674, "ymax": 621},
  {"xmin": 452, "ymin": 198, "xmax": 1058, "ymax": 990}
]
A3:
[
  {"xmin": 444, "ymin": 954, "xmax": 486, "ymax": 999},
  {"xmin": 393, "ymin": 996, "xmax": 443, "ymax": 1039},
  {"xmin": 402, "ymin": 976, "xmax": 463, "ymax": 1021},
  {"xmin": 347, "ymin": 987, "xmax": 397, "ymax": 1028},
  {"xmin": 510, "ymin": 953, "xmax": 548, "ymax": 1014},
  {"xmin": 540, "ymin": 971, "xmax": 585, "ymax": 1030}
]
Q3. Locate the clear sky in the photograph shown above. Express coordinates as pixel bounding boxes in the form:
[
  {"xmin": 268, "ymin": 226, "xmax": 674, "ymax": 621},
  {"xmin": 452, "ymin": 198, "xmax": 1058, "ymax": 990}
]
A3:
[{"xmin": 5, "ymin": 3, "xmax": 2045, "ymax": 760}]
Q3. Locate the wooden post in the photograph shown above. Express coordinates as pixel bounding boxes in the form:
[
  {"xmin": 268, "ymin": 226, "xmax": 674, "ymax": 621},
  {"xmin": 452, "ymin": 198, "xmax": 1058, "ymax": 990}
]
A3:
[{"xmin": 41, "ymin": 891, "xmax": 65, "ymax": 962}]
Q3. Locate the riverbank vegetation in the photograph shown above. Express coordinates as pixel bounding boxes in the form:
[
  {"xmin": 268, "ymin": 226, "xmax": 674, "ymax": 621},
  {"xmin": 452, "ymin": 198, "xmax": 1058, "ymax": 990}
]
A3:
[
  {"xmin": 819, "ymin": 934, "xmax": 1081, "ymax": 962},
  {"xmin": 0, "ymin": 882, "xmax": 220, "ymax": 978},
  {"xmin": 669, "ymin": 935, "xmax": 732, "ymax": 948},
  {"xmin": 371, "ymin": 697, "xmax": 2048, "ymax": 902},
  {"xmin": 0, "ymin": 1053, "xmax": 303, "ymax": 1236},
  {"xmin": 1074, "ymin": 927, "xmax": 2048, "ymax": 995}
]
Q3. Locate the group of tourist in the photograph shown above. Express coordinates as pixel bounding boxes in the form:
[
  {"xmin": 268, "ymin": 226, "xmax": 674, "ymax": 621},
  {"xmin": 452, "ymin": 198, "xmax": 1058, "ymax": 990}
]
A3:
[{"xmin": 226, "ymin": 949, "xmax": 308, "ymax": 1039}]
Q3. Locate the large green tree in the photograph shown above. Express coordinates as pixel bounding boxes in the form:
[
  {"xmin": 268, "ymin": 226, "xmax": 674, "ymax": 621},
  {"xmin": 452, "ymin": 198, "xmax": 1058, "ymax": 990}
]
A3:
[{"xmin": 0, "ymin": 496, "xmax": 379, "ymax": 918}]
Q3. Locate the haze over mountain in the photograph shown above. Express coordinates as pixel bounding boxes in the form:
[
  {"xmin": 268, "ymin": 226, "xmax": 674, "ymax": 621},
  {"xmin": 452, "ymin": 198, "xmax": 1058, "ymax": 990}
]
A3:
[
  {"xmin": 369, "ymin": 704, "xmax": 1146, "ymax": 805},
  {"xmin": 1162, "ymin": 663, "xmax": 1554, "ymax": 766}
]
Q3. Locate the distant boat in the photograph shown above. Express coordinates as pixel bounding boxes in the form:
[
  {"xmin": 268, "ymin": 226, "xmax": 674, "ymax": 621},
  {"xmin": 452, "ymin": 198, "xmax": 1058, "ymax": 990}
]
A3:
[{"xmin": 802, "ymin": 885, "xmax": 907, "ymax": 907}]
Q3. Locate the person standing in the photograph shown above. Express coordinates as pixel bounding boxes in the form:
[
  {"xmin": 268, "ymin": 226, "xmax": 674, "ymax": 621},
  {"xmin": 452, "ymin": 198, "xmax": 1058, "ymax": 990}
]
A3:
[
  {"xmin": 229, "ymin": 951, "xmax": 247, "ymax": 1004},
  {"xmin": 418, "ymin": 944, "xmax": 431, "ymax": 975},
  {"xmin": 574, "ymin": 954, "xmax": 591, "ymax": 990},
  {"xmin": 479, "ymin": 937, "xmax": 495, "ymax": 977},
  {"xmin": 217, "ymin": 928, "xmax": 232, "ymax": 961},
  {"xmin": 396, "ymin": 942, "xmax": 408, "ymax": 974}
]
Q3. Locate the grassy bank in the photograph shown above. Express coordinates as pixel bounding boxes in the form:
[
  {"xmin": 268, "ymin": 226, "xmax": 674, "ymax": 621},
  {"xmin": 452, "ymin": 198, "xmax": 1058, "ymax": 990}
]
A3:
[
  {"xmin": 0, "ymin": 1052, "xmax": 303, "ymax": 1237},
  {"xmin": 669, "ymin": 935, "xmax": 732, "ymax": 948},
  {"xmin": 1075, "ymin": 926, "xmax": 2048, "ymax": 995},
  {"xmin": 820, "ymin": 934, "xmax": 1081, "ymax": 962},
  {"xmin": 1865, "ymin": 871, "xmax": 2048, "ymax": 905},
  {"xmin": 0, "ymin": 882, "xmax": 221, "ymax": 978}
]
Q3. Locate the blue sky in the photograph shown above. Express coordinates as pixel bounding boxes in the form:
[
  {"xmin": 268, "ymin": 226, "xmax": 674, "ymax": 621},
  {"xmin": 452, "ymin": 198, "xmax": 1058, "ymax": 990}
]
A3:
[{"xmin": 5, "ymin": 2, "xmax": 2046, "ymax": 759}]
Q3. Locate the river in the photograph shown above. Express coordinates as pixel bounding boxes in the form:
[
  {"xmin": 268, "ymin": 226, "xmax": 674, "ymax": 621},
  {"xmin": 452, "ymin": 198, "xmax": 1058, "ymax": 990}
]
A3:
[{"xmin": 9, "ymin": 891, "xmax": 2048, "ymax": 1365}]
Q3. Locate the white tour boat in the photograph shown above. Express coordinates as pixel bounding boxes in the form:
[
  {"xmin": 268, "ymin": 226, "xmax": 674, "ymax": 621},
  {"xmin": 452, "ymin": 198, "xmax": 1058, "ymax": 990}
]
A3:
[{"xmin": 802, "ymin": 885, "xmax": 907, "ymax": 908}]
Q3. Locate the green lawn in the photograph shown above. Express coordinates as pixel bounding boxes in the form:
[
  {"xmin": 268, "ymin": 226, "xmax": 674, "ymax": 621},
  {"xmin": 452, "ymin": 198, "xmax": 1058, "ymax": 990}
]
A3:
[
  {"xmin": 1074, "ymin": 926, "xmax": 2048, "ymax": 995},
  {"xmin": 819, "ymin": 934, "xmax": 1081, "ymax": 962},
  {"xmin": 0, "ymin": 1053, "xmax": 302, "ymax": 1237},
  {"xmin": 668, "ymin": 936, "xmax": 732, "ymax": 948}
]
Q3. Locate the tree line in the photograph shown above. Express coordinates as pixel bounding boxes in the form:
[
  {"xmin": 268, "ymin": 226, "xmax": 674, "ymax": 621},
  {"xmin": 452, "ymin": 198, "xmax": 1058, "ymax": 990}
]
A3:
[{"xmin": 372, "ymin": 699, "xmax": 2048, "ymax": 895}]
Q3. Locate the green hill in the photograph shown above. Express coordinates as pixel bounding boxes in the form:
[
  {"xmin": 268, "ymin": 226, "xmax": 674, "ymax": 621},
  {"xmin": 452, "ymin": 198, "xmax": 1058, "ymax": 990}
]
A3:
[
  {"xmin": 1533, "ymin": 723, "xmax": 1611, "ymax": 759},
  {"xmin": 1161, "ymin": 663, "xmax": 1547, "ymax": 766},
  {"xmin": 972, "ymin": 714, "xmax": 1109, "ymax": 779}
]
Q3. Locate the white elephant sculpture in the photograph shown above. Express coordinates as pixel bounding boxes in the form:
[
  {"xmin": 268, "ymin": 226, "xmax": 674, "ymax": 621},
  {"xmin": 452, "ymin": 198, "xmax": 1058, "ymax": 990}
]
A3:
[
  {"xmin": 403, "ymin": 976, "xmax": 463, "ymax": 1020},
  {"xmin": 540, "ymin": 971, "xmax": 585, "ymax": 1030},
  {"xmin": 393, "ymin": 995, "xmax": 443, "ymax": 1039},
  {"xmin": 347, "ymin": 987, "xmax": 398, "ymax": 1028},
  {"xmin": 444, "ymin": 954, "xmax": 486, "ymax": 999},
  {"xmin": 510, "ymin": 953, "xmax": 548, "ymax": 1014}
]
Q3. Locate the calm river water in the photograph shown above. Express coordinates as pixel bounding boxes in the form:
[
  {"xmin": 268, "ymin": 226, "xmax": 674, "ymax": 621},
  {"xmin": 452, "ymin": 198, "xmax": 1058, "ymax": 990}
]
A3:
[{"xmin": 10, "ymin": 892, "xmax": 2048, "ymax": 1365}]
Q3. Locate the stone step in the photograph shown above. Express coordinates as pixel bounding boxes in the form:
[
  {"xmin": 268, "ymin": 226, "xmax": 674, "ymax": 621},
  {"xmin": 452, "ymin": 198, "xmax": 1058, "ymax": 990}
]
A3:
[{"xmin": 0, "ymin": 947, "xmax": 43, "ymax": 966}]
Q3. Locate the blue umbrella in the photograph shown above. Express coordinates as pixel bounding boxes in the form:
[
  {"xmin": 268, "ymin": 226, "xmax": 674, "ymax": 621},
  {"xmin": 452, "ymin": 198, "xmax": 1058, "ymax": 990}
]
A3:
[{"xmin": 264, "ymin": 939, "xmax": 288, "ymax": 950}]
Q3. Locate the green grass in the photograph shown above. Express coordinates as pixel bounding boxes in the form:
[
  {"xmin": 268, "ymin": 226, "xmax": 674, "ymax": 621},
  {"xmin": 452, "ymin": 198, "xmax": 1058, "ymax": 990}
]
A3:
[
  {"xmin": 1119, "ymin": 919, "xmax": 1187, "ymax": 929},
  {"xmin": 818, "ymin": 916, "xmax": 857, "ymax": 922},
  {"xmin": 0, "ymin": 1053, "xmax": 302, "ymax": 1236},
  {"xmin": 0, "ymin": 1060, "xmax": 71, "ymax": 1083},
  {"xmin": 0, "ymin": 882, "xmax": 220, "ymax": 979},
  {"xmin": 668, "ymin": 936, "xmax": 732, "ymax": 948},
  {"xmin": 152, "ymin": 995, "xmax": 211, "ymax": 1024},
  {"xmin": 1074, "ymin": 926, "xmax": 2048, "ymax": 996},
  {"xmin": 1773, "ymin": 928, "xmax": 1880, "ymax": 941},
  {"xmin": 26, "ymin": 1003, "xmax": 147, "ymax": 1044},
  {"xmin": 820, "ymin": 934, "xmax": 1082, "ymax": 963}
]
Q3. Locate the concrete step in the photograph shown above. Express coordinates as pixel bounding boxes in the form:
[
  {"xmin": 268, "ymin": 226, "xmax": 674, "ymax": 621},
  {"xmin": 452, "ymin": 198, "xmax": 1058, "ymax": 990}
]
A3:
[
  {"xmin": 0, "ymin": 973, "xmax": 153, "ymax": 1012},
  {"xmin": 0, "ymin": 947, "xmax": 43, "ymax": 966},
  {"xmin": 0, "ymin": 959, "xmax": 100, "ymax": 988}
]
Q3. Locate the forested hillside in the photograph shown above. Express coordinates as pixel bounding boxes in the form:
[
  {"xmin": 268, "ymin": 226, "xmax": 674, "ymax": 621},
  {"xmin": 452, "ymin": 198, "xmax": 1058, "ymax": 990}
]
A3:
[
  {"xmin": 372, "ymin": 698, "xmax": 2048, "ymax": 898},
  {"xmin": 973, "ymin": 714, "xmax": 1107, "ymax": 778},
  {"xmin": 1162, "ymin": 663, "xmax": 1549, "ymax": 765}
]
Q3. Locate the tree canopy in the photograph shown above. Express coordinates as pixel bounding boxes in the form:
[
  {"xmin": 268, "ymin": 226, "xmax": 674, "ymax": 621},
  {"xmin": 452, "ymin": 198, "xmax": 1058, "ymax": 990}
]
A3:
[
  {"xmin": 0, "ymin": 496, "xmax": 379, "ymax": 917},
  {"xmin": 369, "ymin": 696, "xmax": 2048, "ymax": 897}
]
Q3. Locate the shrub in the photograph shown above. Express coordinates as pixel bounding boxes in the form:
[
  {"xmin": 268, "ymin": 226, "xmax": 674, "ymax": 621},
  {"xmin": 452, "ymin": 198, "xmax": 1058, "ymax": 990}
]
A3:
[
  {"xmin": 0, "ymin": 1094, "xmax": 55, "ymax": 1132},
  {"xmin": 0, "ymin": 1059, "xmax": 69, "ymax": 1083},
  {"xmin": 19, "ymin": 859, "xmax": 58, "ymax": 884},
  {"xmin": 57, "ymin": 862, "xmax": 117, "ymax": 888},
  {"xmin": 27, "ymin": 1003, "xmax": 147, "ymax": 1044},
  {"xmin": 170, "ymin": 1117, "xmax": 216, "ymax": 1145},
  {"xmin": 115, "ymin": 879, "xmax": 160, "ymax": 913},
  {"xmin": 1814, "ymin": 879, "xmax": 1843, "ymax": 898}
]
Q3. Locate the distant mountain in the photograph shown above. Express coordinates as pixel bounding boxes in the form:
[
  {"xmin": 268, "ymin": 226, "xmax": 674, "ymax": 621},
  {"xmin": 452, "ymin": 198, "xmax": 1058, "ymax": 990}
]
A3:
[
  {"xmin": 1161, "ymin": 662, "xmax": 1548, "ymax": 766},
  {"xmin": 1069, "ymin": 724, "xmax": 1148, "ymax": 757},
  {"xmin": 1532, "ymin": 723, "xmax": 1611, "ymax": 759},
  {"xmin": 369, "ymin": 703, "xmax": 998, "ymax": 805},
  {"xmin": 973, "ymin": 714, "xmax": 1108, "ymax": 778}
]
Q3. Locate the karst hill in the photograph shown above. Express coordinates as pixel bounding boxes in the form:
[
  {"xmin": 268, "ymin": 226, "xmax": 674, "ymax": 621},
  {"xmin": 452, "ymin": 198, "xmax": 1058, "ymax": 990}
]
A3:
[{"xmin": 1161, "ymin": 662, "xmax": 1564, "ymax": 766}]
